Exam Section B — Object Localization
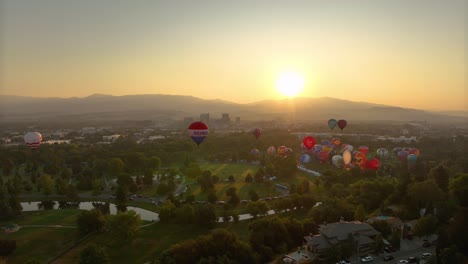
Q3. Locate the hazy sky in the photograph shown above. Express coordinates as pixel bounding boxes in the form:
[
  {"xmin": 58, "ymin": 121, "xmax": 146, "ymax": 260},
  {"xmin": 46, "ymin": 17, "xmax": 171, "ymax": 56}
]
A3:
[{"xmin": 1, "ymin": 0, "xmax": 466, "ymax": 110}]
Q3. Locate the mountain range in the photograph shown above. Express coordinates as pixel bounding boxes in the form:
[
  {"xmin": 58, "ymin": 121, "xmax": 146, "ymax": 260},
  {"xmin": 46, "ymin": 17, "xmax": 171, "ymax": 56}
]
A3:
[{"xmin": 1, "ymin": 94, "xmax": 466, "ymax": 123}]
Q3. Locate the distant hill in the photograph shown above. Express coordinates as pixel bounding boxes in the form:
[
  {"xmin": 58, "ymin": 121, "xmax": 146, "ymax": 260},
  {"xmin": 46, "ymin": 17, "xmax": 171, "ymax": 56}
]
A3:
[{"xmin": 0, "ymin": 94, "xmax": 466, "ymax": 123}]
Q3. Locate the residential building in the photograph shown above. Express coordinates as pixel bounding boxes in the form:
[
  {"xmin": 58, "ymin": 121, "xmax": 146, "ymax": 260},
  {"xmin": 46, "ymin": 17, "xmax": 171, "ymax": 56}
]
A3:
[{"xmin": 304, "ymin": 220, "xmax": 380, "ymax": 254}]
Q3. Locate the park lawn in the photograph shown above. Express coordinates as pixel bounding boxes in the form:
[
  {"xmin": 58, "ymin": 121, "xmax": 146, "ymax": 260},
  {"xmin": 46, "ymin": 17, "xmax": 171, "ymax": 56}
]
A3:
[
  {"xmin": 0, "ymin": 210, "xmax": 82, "ymax": 263},
  {"xmin": 54, "ymin": 223, "xmax": 212, "ymax": 264},
  {"xmin": 190, "ymin": 181, "xmax": 280, "ymax": 201}
]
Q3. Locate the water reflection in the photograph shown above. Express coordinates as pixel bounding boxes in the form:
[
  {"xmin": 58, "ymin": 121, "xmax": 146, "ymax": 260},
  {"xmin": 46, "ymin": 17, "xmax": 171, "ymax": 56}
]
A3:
[{"xmin": 21, "ymin": 201, "xmax": 159, "ymax": 221}]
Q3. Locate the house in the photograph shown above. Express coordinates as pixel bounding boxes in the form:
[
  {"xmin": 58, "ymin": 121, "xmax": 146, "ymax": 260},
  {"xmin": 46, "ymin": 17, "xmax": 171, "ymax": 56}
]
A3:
[{"xmin": 304, "ymin": 220, "xmax": 380, "ymax": 254}]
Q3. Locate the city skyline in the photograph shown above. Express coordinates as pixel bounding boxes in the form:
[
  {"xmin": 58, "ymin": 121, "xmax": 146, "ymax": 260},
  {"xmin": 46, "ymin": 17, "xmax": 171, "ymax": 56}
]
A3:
[{"xmin": 1, "ymin": 0, "xmax": 467, "ymax": 111}]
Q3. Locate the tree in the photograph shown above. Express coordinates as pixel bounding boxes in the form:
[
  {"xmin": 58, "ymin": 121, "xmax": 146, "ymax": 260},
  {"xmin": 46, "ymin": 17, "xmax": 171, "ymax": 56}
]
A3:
[
  {"xmin": 159, "ymin": 200, "xmax": 176, "ymax": 223},
  {"xmin": 92, "ymin": 179, "xmax": 103, "ymax": 196},
  {"xmin": 65, "ymin": 184, "xmax": 80, "ymax": 201},
  {"xmin": 107, "ymin": 158, "xmax": 124, "ymax": 176},
  {"xmin": 370, "ymin": 220, "xmax": 391, "ymax": 238},
  {"xmin": 226, "ymin": 187, "xmax": 240, "ymax": 207},
  {"xmin": 247, "ymin": 201, "xmax": 269, "ymax": 219},
  {"xmin": 228, "ymin": 175, "xmax": 235, "ymax": 182},
  {"xmin": 207, "ymin": 191, "xmax": 218, "ymax": 204},
  {"xmin": 0, "ymin": 239, "xmax": 16, "ymax": 257},
  {"xmin": 249, "ymin": 190, "xmax": 259, "ymax": 202},
  {"xmin": 80, "ymin": 244, "xmax": 109, "ymax": 264},
  {"xmin": 108, "ymin": 210, "xmax": 141, "ymax": 242},
  {"xmin": 245, "ymin": 173, "xmax": 253, "ymax": 183},
  {"xmin": 211, "ymin": 175, "xmax": 219, "ymax": 184},
  {"xmin": 414, "ymin": 214, "xmax": 437, "ymax": 237},
  {"xmin": 39, "ymin": 174, "xmax": 54, "ymax": 196},
  {"xmin": 143, "ymin": 170, "xmax": 154, "ymax": 186},
  {"xmin": 408, "ymin": 180, "xmax": 445, "ymax": 208},
  {"xmin": 115, "ymin": 186, "xmax": 128, "ymax": 205},
  {"xmin": 77, "ymin": 209, "xmax": 107, "ymax": 235},
  {"xmin": 55, "ymin": 177, "xmax": 67, "ymax": 195},
  {"xmin": 373, "ymin": 235, "xmax": 385, "ymax": 254},
  {"xmin": 390, "ymin": 231, "xmax": 400, "ymax": 250},
  {"xmin": 147, "ymin": 156, "xmax": 161, "ymax": 170},
  {"xmin": 354, "ymin": 204, "xmax": 367, "ymax": 221},
  {"xmin": 254, "ymin": 168, "xmax": 264, "ymax": 183},
  {"xmin": 430, "ymin": 165, "xmax": 449, "ymax": 192},
  {"xmin": 449, "ymin": 173, "xmax": 468, "ymax": 207},
  {"xmin": 195, "ymin": 204, "xmax": 217, "ymax": 227}
]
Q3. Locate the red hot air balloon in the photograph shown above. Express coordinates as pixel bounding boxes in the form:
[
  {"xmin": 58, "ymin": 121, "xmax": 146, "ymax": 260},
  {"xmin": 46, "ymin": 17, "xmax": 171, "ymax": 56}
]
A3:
[
  {"xmin": 366, "ymin": 158, "xmax": 380, "ymax": 171},
  {"xmin": 252, "ymin": 128, "xmax": 261, "ymax": 140},
  {"xmin": 358, "ymin": 146, "xmax": 369, "ymax": 155},
  {"xmin": 302, "ymin": 136, "xmax": 316, "ymax": 150},
  {"xmin": 337, "ymin": 119, "xmax": 347, "ymax": 131},
  {"xmin": 24, "ymin": 132, "xmax": 42, "ymax": 149},
  {"xmin": 188, "ymin": 121, "xmax": 209, "ymax": 146}
]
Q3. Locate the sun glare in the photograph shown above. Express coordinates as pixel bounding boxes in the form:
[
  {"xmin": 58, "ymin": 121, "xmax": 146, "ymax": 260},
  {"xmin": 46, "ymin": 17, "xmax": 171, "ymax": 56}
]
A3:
[{"xmin": 276, "ymin": 70, "xmax": 305, "ymax": 98}]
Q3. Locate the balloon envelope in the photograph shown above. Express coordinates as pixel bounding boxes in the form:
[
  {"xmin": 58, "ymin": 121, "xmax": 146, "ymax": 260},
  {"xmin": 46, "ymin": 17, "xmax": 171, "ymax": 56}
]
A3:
[
  {"xmin": 300, "ymin": 154, "xmax": 312, "ymax": 164},
  {"xmin": 188, "ymin": 122, "xmax": 209, "ymax": 145},
  {"xmin": 267, "ymin": 146, "xmax": 276, "ymax": 156},
  {"xmin": 328, "ymin": 119, "xmax": 337, "ymax": 129},
  {"xmin": 397, "ymin": 150, "xmax": 409, "ymax": 161},
  {"xmin": 277, "ymin": 146, "xmax": 287, "ymax": 156},
  {"xmin": 358, "ymin": 146, "xmax": 369, "ymax": 155},
  {"xmin": 343, "ymin": 150, "xmax": 352, "ymax": 165},
  {"xmin": 366, "ymin": 158, "xmax": 380, "ymax": 170},
  {"xmin": 332, "ymin": 155, "xmax": 344, "ymax": 168},
  {"xmin": 341, "ymin": 144, "xmax": 354, "ymax": 153},
  {"xmin": 24, "ymin": 132, "xmax": 42, "ymax": 149},
  {"xmin": 337, "ymin": 119, "xmax": 347, "ymax": 130},
  {"xmin": 376, "ymin": 148, "xmax": 390, "ymax": 160},
  {"xmin": 318, "ymin": 151, "xmax": 329, "ymax": 162},
  {"xmin": 302, "ymin": 136, "xmax": 316, "ymax": 150},
  {"xmin": 331, "ymin": 138, "xmax": 341, "ymax": 147},
  {"xmin": 252, "ymin": 128, "xmax": 261, "ymax": 140}
]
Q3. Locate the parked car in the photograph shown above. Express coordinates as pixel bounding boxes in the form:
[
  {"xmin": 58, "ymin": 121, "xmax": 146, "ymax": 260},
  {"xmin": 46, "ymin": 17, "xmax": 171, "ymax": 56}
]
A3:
[
  {"xmin": 421, "ymin": 253, "xmax": 432, "ymax": 259},
  {"xmin": 408, "ymin": 256, "xmax": 418, "ymax": 263},
  {"xmin": 383, "ymin": 255, "xmax": 394, "ymax": 261},
  {"xmin": 398, "ymin": 260, "xmax": 408, "ymax": 264},
  {"xmin": 422, "ymin": 242, "xmax": 431, "ymax": 247},
  {"xmin": 361, "ymin": 256, "xmax": 373, "ymax": 263},
  {"xmin": 336, "ymin": 260, "xmax": 351, "ymax": 264}
]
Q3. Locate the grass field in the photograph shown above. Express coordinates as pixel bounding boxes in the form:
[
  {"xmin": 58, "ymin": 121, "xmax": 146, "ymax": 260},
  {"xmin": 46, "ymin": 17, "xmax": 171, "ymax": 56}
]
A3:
[{"xmin": 0, "ymin": 210, "xmax": 82, "ymax": 264}]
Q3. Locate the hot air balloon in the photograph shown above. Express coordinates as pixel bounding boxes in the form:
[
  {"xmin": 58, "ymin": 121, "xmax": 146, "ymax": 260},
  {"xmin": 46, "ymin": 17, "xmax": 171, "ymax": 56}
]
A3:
[
  {"xmin": 341, "ymin": 144, "xmax": 354, "ymax": 153},
  {"xmin": 302, "ymin": 136, "xmax": 316, "ymax": 150},
  {"xmin": 409, "ymin": 148, "xmax": 420, "ymax": 157},
  {"xmin": 252, "ymin": 128, "xmax": 261, "ymax": 140},
  {"xmin": 300, "ymin": 154, "xmax": 312, "ymax": 164},
  {"xmin": 407, "ymin": 154, "xmax": 418, "ymax": 170},
  {"xmin": 286, "ymin": 148, "xmax": 293, "ymax": 154},
  {"xmin": 314, "ymin": 144, "xmax": 323, "ymax": 152},
  {"xmin": 250, "ymin": 148, "xmax": 261, "ymax": 156},
  {"xmin": 392, "ymin": 147, "xmax": 402, "ymax": 156},
  {"xmin": 322, "ymin": 145, "xmax": 333, "ymax": 153},
  {"xmin": 277, "ymin": 146, "xmax": 287, "ymax": 156},
  {"xmin": 343, "ymin": 150, "xmax": 352, "ymax": 165},
  {"xmin": 267, "ymin": 146, "xmax": 276, "ymax": 156},
  {"xmin": 24, "ymin": 132, "xmax": 42, "ymax": 149},
  {"xmin": 321, "ymin": 140, "xmax": 331, "ymax": 146},
  {"xmin": 354, "ymin": 151, "xmax": 368, "ymax": 170},
  {"xmin": 376, "ymin": 148, "xmax": 390, "ymax": 160},
  {"xmin": 318, "ymin": 151, "xmax": 329, "ymax": 163},
  {"xmin": 188, "ymin": 121, "xmax": 208, "ymax": 146},
  {"xmin": 331, "ymin": 138, "xmax": 341, "ymax": 147},
  {"xmin": 337, "ymin": 119, "xmax": 347, "ymax": 131},
  {"xmin": 366, "ymin": 158, "xmax": 380, "ymax": 171},
  {"xmin": 397, "ymin": 150, "xmax": 409, "ymax": 162},
  {"xmin": 358, "ymin": 146, "xmax": 369, "ymax": 155},
  {"xmin": 328, "ymin": 119, "xmax": 337, "ymax": 130},
  {"xmin": 332, "ymin": 155, "xmax": 344, "ymax": 168}
]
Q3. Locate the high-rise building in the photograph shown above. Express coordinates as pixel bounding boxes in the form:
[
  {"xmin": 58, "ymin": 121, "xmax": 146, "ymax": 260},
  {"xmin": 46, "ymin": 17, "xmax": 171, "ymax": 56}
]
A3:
[
  {"xmin": 221, "ymin": 113, "xmax": 230, "ymax": 123},
  {"xmin": 200, "ymin": 113, "xmax": 210, "ymax": 123}
]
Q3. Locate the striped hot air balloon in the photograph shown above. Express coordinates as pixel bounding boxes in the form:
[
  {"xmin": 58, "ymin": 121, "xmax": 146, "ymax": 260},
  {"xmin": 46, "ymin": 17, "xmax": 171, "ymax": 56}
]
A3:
[
  {"xmin": 188, "ymin": 121, "xmax": 208, "ymax": 146},
  {"xmin": 24, "ymin": 132, "xmax": 42, "ymax": 149}
]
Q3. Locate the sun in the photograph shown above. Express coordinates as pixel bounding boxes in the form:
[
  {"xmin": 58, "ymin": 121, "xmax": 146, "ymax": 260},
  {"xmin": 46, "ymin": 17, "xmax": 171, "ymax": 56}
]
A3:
[{"xmin": 275, "ymin": 70, "xmax": 305, "ymax": 98}]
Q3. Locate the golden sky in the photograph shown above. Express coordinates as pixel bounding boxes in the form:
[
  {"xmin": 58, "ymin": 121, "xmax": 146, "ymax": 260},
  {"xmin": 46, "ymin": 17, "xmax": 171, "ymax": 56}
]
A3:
[{"xmin": 1, "ymin": 0, "xmax": 466, "ymax": 111}]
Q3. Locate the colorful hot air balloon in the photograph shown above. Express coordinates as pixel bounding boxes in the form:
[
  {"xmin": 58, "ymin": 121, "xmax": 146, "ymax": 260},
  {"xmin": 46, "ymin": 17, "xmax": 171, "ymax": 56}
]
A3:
[
  {"xmin": 397, "ymin": 150, "xmax": 409, "ymax": 162},
  {"xmin": 277, "ymin": 146, "xmax": 287, "ymax": 156},
  {"xmin": 341, "ymin": 144, "xmax": 354, "ymax": 153},
  {"xmin": 322, "ymin": 145, "xmax": 333, "ymax": 153},
  {"xmin": 188, "ymin": 121, "xmax": 208, "ymax": 146},
  {"xmin": 358, "ymin": 146, "xmax": 369, "ymax": 155},
  {"xmin": 318, "ymin": 150, "xmax": 329, "ymax": 163},
  {"xmin": 332, "ymin": 155, "xmax": 344, "ymax": 168},
  {"xmin": 267, "ymin": 146, "xmax": 276, "ymax": 156},
  {"xmin": 376, "ymin": 148, "xmax": 390, "ymax": 160},
  {"xmin": 366, "ymin": 158, "xmax": 380, "ymax": 171},
  {"xmin": 321, "ymin": 140, "xmax": 331, "ymax": 146},
  {"xmin": 354, "ymin": 151, "xmax": 368, "ymax": 170},
  {"xmin": 392, "ymin": 147, "xmax": 402, "ymax": 156},
  {"xmin": 337, "ymin": 119, "xmax": 347, "ymax": 131},
  {"xmin": 331, "ymin": 138, "xmax": 341, "ymax": 147},
  {"xmin": 407, "ymin": 154, "xmax": 418, "ymax": 170},
  {"xmin": 314, "ymin": 144, "xmax": 323, "ymax": 152},
  {"xmin": 252, "ymin": 128, "xmax": 261, "ymax": 140},
  {"xmin": 302, "ymin": 136, "xmax": 316, "ymax": 150},
  {"xmin": 24, "ymin": 132, "xmax": 42, "ymax": 149},
  {"xmin": 300, "ymin": 154, "xmax": 312, "ymax": 164},
  {"xmin": 328, "ymin": 119, "xmax": 337, "ymax": 130},
  {"xmin": 250, "ymin": 148, "xmax": 260, "ymax": 156},
  {"xmin": 342, "ymin": 150, "xmax": 352, "ymax": 165},
  {"xmin": 409, "ymin": 148, "xmax": 420, "ymax": 157}
]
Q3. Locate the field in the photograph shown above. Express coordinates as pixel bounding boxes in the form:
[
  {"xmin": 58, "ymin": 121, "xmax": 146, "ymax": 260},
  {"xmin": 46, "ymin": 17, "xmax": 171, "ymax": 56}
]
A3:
[{"xmin": 0, "ymin": 210, "xmax": 82, "ymax": 264}]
